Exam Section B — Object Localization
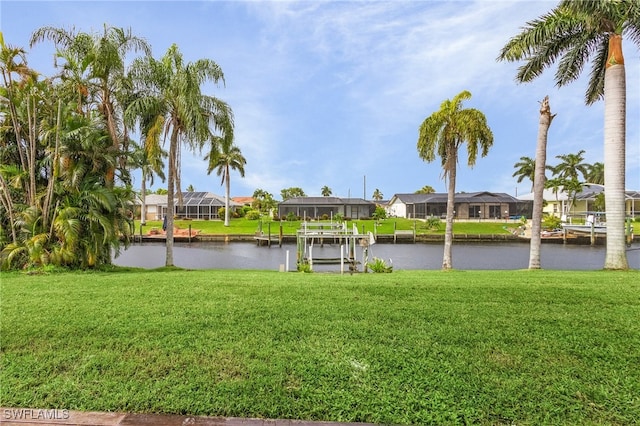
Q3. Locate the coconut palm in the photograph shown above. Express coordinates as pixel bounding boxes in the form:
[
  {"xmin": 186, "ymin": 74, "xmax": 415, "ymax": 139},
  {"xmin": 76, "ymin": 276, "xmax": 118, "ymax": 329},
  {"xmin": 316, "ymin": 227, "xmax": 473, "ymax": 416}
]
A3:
[
  {"xmin": 512, "ymin": 156, "xmax": 537, "ymax": 192},
  {"xmin": 545, "ymin": 176, "xmax": 565, "ymax": 216},
  {"xmin": 372, "ymin": 188, "xmax": 383, "ymax": 201},
  {"xmin": 550, "ymin": 150, "xmax": 590, "ymax": 212},
  {"xmin": 529, "ymin": 96, "xmax": 556, "ymax": 269},
  {"xmin": 415, "ymin": 185, "xmax": 436, "ymax": 194},
  {"xmin": 498, "ymin": 0, "xmax": 640, "ymax": 269},
  {"xmin": 206, "ymin": 128, "xmax": 246, "ymax": 227},
  {"xmin": 551, "ymin": 150, "xmax": 590, "ymax": 183},
  {"xmin": 252, "ymin": 189, "xmax": 276, "ymax": 214},
  {"xmin": 417, "ymin": 90, "xmax": 493, "ymax": 270},
  {"xmin": 127, "ymin": 44, "xmax": 232, "ymax": 266},
  {"xmin": 321, "ymin": 186, "xmax": 332, "ymax": 197},
  {"xmin": 586, "ymin": 161, "xmax": 605, "ymax": 185}
]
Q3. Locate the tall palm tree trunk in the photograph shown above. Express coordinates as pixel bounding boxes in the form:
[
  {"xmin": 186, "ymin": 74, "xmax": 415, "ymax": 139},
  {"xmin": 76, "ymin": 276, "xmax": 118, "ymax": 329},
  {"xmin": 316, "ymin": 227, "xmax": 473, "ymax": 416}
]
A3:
[
  {"xmin": 165, "ymin": 129, "xmax": 178, "ymax": 267},
  {"xmin": 529, "ymin": 96, "xmax": 555, "ymax": 269},
  {"xmin": 140, "ymin": 170, "xmax": 147, "ymax": 226},
  {"xmin": 0, "ymin": 174, "xmax": 17, "ymax": 243},
  {"xmin": 224, "ymin": 165, "xmax": 230, "ymax": 227},
  {"xmin": 442, "ymin": 148, "xmax": 457, "ymax": 270},
  {"xmin": 603, "ymin": 34, "xmax": 628, "ymax": 270}
]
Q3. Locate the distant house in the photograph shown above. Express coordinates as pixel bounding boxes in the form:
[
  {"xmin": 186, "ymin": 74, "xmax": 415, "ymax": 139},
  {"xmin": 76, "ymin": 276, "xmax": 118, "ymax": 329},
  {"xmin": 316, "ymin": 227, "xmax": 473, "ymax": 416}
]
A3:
[
  {"xmin": 232, "ymin": 196, "xmax": 254, "ymax": 207},
  {"xmin": 518, "ymin": 183, "xmax": 640, "ymax": 218},
  {"xmin": 387, "ymin": 191, "xmax": 530, "ymax": 220},
  {"xmin": 278, "ymin": 196, "xmax": 376, "ymax": 219},
  {"xmin": 137, "ymin": 192, "xmax": 241, "ymax": 221}
]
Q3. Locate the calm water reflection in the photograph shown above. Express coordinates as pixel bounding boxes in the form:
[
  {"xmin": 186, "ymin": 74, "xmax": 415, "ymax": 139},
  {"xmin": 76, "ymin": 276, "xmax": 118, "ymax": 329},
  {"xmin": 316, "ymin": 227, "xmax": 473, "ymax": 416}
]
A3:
[{"xmin": 114, "ymin": 241, "xmax": 640, "ymax": 271}]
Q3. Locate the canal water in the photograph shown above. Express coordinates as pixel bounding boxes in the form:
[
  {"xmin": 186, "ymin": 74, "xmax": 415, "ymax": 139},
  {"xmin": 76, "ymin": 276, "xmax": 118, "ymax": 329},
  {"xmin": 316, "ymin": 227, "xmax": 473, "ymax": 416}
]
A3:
[{"xmin": 114, "ymin": 241, "xmax": 640, "ymax": 271}]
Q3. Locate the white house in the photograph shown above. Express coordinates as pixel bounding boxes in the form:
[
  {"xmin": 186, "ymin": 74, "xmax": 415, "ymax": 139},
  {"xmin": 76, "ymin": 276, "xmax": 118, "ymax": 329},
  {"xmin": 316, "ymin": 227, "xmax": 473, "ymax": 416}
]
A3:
[
  {"xmin": 386, "ymin": 192, "xmax": 529, "ymax": 220},
  {"xmin": 517, "ymin": 183, "xmax": 640, "ymax": 218}
]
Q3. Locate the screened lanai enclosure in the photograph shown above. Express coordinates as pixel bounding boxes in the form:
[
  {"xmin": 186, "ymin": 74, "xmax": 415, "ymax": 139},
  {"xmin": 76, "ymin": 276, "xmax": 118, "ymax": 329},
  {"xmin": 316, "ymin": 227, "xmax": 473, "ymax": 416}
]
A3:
[{"xmin": 139, "ymin": 192, "xmax": 241, "ymax": 221}]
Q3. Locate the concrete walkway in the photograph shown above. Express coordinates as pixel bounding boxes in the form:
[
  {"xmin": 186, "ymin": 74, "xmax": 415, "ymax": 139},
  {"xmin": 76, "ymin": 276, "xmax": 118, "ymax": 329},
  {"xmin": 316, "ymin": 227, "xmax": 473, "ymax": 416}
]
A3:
[{"xmin": 1, "ymin": 408, "xmax": 380, "ymax": 426}]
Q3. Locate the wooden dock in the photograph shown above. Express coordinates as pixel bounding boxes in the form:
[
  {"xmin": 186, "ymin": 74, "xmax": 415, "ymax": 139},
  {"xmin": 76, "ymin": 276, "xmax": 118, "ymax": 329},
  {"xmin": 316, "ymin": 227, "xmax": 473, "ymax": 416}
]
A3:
[{"xmin": 254, "ymin": 233, "xmax": 282, "ymax": 247}]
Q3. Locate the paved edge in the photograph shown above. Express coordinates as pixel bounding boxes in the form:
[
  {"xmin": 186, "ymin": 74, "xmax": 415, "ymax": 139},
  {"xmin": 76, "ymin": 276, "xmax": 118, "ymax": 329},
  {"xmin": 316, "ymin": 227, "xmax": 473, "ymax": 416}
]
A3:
[{"xmin": 0, "ymin": 408, "xmax": 381, "ymax": 426}]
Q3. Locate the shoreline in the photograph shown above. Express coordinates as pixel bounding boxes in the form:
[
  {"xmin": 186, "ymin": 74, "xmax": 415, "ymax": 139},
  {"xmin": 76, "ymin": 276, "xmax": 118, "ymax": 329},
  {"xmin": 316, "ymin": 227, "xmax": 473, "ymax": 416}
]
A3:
[{"xmin": 134, "ymin": 233, "xmax": 619, "ymax": 246}]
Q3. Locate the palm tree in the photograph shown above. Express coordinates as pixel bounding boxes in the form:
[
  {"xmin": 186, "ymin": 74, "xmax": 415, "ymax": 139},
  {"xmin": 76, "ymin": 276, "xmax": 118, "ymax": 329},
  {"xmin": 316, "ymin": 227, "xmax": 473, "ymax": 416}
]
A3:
[
  {"xmin": 417, "ymin": 90, "xmax": 493, "ymax": 270},
  {"xmin": 586, "ymin": 161, "xmax": 605, "ymax": 185},
  {"xmin": 550, "ymin": 150, "xmax": 590, "ymax": 212},
  {"xmin": 529, "ymin": 96, "xmax": 556, "ymax": 269},
  {"xmin": 30, "ymin": 25, "xmax": 151, "ymax": 186},
  {"xmin": 545, "ymin": 176, "xmax": 566, "ymax": 216},
  {"xmin": 127, "ymin": 44, "xmax": 232, "ymax": 266},
  {"xmin": 129, "ymin": 141, "xmax": 166, "ymax": 226},
  {"xmin": 281, "ymin": 187, "xmax": 306, "ymax": 201},
  {"xmin": 512, "ymin": 156, "xmax": 537, "ymax": 192},
  {"xmin": 372, "ymin": 188, "xmax": 383, "ymax": 201},
  {"xmin": 415, "ymin": 185, "xmax": 436, "ymax": 194},
  {"xmin": 206, "ymin": 128, "xmax": 246, "ymax": 227},
  {"xmin": 321, "ymin": 186, "xmax": 332, "ymax": 197},
  {"xmin": 498, "ymin": 0, "xmax": 639, "ymax": 269},
  {"xmin": 551, "ymin": 150, "xmax": 590, "ymax": 183},
  {"xmin": 252, "ymin": 189, "xmax": 276, "ymax": 214}
]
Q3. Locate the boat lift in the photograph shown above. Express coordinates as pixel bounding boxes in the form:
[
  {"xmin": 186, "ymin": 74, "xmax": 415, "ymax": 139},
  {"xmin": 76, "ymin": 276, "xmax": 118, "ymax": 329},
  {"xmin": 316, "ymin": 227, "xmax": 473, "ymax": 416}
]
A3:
[{"xmin": 296, "ymin": 221, "xmax": 375, "ymax": 273}]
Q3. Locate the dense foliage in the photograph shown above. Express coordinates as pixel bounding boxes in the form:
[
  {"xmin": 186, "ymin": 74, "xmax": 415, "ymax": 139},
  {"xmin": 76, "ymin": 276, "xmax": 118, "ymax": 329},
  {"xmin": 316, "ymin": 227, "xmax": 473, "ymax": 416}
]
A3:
[{"xmin": 0, "ymin": 27, "xmax": 232, "ymax": 270}]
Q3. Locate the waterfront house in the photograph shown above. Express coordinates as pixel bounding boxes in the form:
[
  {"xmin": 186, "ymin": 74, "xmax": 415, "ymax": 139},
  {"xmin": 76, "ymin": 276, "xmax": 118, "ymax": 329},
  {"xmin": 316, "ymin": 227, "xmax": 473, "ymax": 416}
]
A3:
[
  {"xmin": 138, "ymin": 192, "xmax": 241, "ymax": 221},
  {"xmin": 517, "ymin": 183, "xmax": 640, "ymax": 218},
  {"xmin": 387, "ymin": 191, "xmax": 530, "ymax": 220},
  {"xmin": 277, "ymin": 196, "xmax": 376, "ymax": 220}
]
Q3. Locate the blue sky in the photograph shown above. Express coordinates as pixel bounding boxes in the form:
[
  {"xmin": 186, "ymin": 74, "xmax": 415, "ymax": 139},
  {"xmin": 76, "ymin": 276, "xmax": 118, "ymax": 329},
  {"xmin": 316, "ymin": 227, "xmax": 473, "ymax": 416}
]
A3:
[{"xmin": 2, "ymin": 1, "xmax": 639, "ymax": 200}]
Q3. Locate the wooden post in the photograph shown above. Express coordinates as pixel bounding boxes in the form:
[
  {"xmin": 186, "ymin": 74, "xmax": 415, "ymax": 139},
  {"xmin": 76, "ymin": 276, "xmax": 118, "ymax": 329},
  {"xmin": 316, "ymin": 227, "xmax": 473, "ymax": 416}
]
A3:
[
  {"xmin": 394, "ymin": 222, "xmax": 397, "ymax": 244},
  {"xmin": 188, "ymin": 224, "xmax": 192, "ymax": 243}
]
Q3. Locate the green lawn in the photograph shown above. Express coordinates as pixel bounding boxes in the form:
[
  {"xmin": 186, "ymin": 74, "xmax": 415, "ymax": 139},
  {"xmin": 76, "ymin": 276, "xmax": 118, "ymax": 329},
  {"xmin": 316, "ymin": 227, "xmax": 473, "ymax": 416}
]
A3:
[
  {"xmin": 1, "ymin": 269, "xmax": 639, "ymax": 424},
  {"xmin": 136, "ymin": 217, "xmax": 515, "ymax": 236}
]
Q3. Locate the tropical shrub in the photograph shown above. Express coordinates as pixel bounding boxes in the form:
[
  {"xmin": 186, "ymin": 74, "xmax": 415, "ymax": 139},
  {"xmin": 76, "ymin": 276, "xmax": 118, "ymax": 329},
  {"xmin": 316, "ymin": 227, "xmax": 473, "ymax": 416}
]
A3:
[
  {"xmin": 367, "ymin": 257, "xmax": 393, "ymax": 273},
  {"xmin": 425, "ymin": 217, "xmax": 442, "ymax": 231},
  {"xmin": 542, "ymin": 215, "xmax": 562, "ymax": 231},
  {"xmin": 297, "ymin": 261, "xmax": 312, "ymax": 273},
  {"xmin": 245, "ymin": 210, "xmax": 261, "ymax": 220},
  {"xmin": 372, "ymin": 206, "xmax": 387, "ymax": 220}
]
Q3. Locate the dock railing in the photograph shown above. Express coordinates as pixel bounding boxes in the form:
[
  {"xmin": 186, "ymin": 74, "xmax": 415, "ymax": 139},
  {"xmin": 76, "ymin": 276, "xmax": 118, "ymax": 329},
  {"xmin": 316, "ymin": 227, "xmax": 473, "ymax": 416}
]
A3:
[{"xmin": 296, "ymin": 221, "xmax": 373, "ymax": 273}]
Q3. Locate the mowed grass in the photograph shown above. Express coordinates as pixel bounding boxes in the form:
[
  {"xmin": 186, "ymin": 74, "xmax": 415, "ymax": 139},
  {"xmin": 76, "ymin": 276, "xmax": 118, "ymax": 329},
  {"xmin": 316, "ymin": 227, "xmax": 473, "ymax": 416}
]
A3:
[
  {"xmin": 1, "ymin": 269, "xmax": 639, "ymax": 425},
  {"xmin": 137, "ymin": 218, "xmax": 514, "ymax": 236}
]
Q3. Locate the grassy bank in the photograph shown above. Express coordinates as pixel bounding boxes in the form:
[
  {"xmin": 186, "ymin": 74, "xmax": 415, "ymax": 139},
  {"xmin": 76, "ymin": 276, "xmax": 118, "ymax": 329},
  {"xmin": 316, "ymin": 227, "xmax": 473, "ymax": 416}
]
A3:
[
  {"xmin": 136, "ymin": 217, "xmax": 516, "ymax": 236},
  {"xmin": 2, "ymin": 269, "xmax": 639, "ymax": 424}
]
